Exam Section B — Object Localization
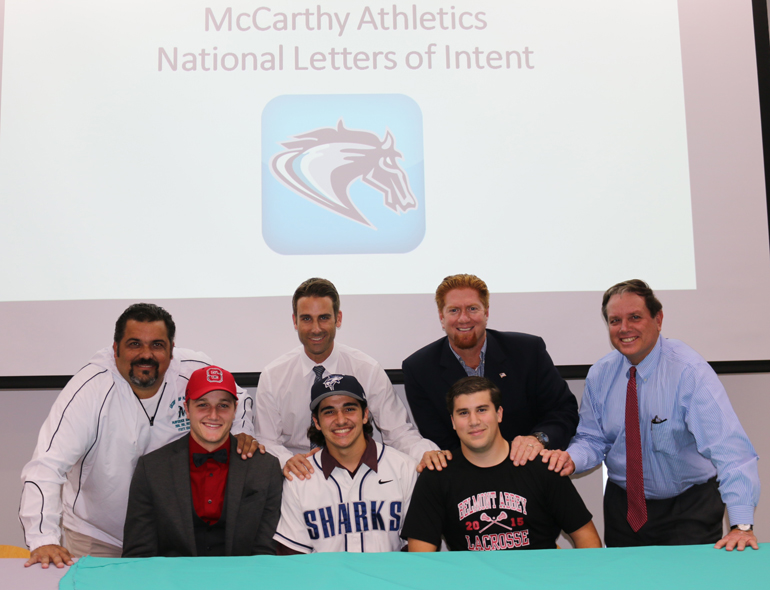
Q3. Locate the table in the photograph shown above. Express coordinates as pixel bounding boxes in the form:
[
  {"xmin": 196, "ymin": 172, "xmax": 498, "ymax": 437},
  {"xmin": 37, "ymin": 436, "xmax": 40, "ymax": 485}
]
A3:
[
  {"xmin": 4, "ymin": 544, "xmax": 768, "ymax": 590},
  {"xmin": 2, "ymin": 558, "xmax": 68, "ymax": 590}
]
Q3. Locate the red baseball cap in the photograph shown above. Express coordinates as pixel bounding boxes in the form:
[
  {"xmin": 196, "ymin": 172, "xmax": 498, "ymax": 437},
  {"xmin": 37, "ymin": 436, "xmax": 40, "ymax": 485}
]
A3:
[{"xmin": 186, "ymin": 366, "xmax": 237, "ymax": 401}]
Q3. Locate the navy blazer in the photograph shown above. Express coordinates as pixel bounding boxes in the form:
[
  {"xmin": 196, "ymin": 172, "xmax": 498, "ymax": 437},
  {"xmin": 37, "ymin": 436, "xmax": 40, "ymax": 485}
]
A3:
[
  {"xmin": 122, "ymin": 434, "xmax": 282, "ymax": 557},
  {"xmin": 402, "ymin": 329, "xmax": 578, "ymax": 451}
]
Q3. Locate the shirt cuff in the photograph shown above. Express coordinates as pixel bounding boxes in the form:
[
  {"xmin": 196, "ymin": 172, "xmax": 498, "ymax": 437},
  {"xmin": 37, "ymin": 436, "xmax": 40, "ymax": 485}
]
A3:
[
  {"xmin": 28, "ymin": 535, "xmax": 62, "ymax": 552},
  {"xmin": 565, "ymin": 443, "xmax": 589, "ymax": 474},
  {"xmin": 229, "ymin": 423, "xmax": 254, "ymax": 437},
  {"xmin": 263, "ymin": 444, "xmax": 294, "ymax": 468},
  {"xmin": 410, "ymin": 439, "xmax": 440, "ymax": 460},
  {"xmin": 727, "ymin": 505, "xmax": 755, "ymax": 527}
]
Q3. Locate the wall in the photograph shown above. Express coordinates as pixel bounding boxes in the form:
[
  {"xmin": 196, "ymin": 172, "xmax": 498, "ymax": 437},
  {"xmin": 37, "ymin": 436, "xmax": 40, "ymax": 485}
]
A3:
[{"xmin": 2, "ymin": 372, "xmax": 767, "ymax": 549}]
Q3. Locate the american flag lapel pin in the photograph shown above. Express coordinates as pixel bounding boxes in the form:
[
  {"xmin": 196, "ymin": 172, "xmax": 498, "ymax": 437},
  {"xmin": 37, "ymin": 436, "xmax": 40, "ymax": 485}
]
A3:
[{"xmin": 499, "ymin": 373, "xmax": 506, "ymax": 378}]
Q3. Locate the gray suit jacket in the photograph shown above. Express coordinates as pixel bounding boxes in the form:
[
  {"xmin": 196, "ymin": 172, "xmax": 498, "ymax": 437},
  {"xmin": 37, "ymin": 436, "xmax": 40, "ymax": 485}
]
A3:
[{"xmin": 122, "ymin": 434, "xmax": 282, "ymax": 557}]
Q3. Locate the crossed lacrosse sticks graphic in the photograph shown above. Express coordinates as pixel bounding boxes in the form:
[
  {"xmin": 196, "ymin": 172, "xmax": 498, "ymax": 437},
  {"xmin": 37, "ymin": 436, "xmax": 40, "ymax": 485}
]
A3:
[{"xmin": 479, "ymin": 511, "xmax": 512, "ymax": 533}]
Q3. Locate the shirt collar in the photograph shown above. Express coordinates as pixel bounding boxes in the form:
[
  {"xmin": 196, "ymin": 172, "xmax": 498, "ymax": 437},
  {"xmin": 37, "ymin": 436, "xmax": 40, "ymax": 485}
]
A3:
[
  {"xmin": 450, "ymin": 335, "xmax": 487, "ymax": 374},
  {"xmin": 622, "ymin": 334, "xmax": 663, "ymax": 381},
  {"xmin": 299, "ymin": 343, "xmax": 340, "ymax": 378},
  {"xmin": 320, "ymin": 434, "xmax": 378, "ymax": 479},
  {"xmin": 188, "ymin": 435, "xmax": 230, "ymax": 468}
]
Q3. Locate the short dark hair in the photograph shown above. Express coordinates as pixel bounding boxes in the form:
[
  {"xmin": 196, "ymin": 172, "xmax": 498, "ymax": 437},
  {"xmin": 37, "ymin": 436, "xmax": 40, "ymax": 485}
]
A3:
[
  {"xmin": 435, "ymin": 274, "xmax": 489, "ymax": 312},
  {"xmin": 114, "ymin": 303, "xmax": 176, "ymax": 345},
  {"xmin": 292, "ymin": 278, "xmax": 341, "ymax": 317},
  {"xmin": 307, "ymin": 398, "xmax": 373, "ymax": 447},
  {"xmin": 601, "ymin": 279, "xmax": 663, "ymax": 322},
  {"xmin": 446, "ymin": 376, "xmax": 502, "ymax": 413}
]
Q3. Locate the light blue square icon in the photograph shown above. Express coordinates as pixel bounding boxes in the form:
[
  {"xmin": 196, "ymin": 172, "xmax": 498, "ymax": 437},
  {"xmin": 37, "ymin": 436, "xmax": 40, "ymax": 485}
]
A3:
[{"xmin": 262, "ymin": 94, "xmax": 425, "ymax": 255}]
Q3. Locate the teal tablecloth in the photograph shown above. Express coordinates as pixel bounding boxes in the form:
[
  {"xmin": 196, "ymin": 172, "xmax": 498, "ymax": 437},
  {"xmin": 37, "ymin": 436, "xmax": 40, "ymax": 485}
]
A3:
[{"xmin": 60, "ymin": 544, "xmax": 769, "ymax": 590}]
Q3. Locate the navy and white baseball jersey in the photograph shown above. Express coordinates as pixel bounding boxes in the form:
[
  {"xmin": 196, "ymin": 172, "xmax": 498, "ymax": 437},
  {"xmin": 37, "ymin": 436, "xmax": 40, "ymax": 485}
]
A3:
[{"xmin": 274, "ymin": 440, "xmax": 417, "ymax": 553}]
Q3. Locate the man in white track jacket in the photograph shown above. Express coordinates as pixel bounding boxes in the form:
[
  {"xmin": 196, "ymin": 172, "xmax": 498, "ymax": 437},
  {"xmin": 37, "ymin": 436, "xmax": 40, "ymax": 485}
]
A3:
[{"xmin": 20, "ymin": 303, "xmax": 258, "ymax": 568}]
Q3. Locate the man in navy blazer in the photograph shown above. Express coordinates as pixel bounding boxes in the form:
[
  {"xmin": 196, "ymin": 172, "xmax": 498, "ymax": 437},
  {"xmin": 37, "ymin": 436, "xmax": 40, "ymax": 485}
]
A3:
[
  {"xmin": 403, "ymin": 274, "xmax": 578, "ymax": 464},
  {"xmin": 123, "ymin": 366, "xmax": 282, "ymax": 557}
]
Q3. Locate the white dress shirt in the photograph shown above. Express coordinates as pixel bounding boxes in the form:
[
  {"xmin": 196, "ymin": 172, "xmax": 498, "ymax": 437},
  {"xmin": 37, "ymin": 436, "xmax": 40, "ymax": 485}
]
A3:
[{"xmin": 255, "ymin": 343, "xmax": 437, "ymax": 466}]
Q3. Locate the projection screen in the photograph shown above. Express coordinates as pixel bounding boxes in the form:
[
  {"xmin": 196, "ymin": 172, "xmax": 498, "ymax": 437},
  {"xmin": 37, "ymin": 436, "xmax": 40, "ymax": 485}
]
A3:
[{"xmin": 0, "ymin": 0, "xmax": 768, "ymax": 378}]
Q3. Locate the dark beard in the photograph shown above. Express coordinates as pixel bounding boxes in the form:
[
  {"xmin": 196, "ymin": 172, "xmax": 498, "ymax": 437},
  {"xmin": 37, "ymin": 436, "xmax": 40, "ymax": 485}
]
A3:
[{"xmin": 129, "ymin": 359, "xmax": 159, "ymax": 388}]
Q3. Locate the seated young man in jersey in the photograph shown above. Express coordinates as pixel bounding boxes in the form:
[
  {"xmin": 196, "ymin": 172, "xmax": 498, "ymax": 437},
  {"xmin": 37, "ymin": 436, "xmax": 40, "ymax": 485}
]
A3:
[
  {"xmin": 402, "ymin": 376, "xmax": 602, "ymax": 551},
  {"xmin": 274, "ymin": 374, "xmax": 418, "ymax": 554},
  {"xmin": 122, "ymin": 366, "xmax": 282, "ymax": 557}
]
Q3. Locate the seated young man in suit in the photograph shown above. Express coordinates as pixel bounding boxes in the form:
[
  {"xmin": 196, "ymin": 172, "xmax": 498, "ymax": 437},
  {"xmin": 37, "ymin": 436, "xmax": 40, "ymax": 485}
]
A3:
[
  {"xmin": 123, "ymin": 366, "xmax": 282, "ymax": 557},
  {"xmin": 402, "ymin": 376, "xmax": 601, "ymax": 551}
]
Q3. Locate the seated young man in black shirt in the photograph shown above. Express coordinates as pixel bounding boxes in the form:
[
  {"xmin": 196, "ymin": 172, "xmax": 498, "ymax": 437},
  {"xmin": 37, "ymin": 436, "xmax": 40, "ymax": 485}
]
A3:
[{"xmin": 402, "ymin": 376, "xmax": 601, "ymax": 551}]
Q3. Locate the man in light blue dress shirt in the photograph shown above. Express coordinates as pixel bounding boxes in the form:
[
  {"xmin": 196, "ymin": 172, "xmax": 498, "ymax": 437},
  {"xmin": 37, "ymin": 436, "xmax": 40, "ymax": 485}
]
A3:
[{"xmin": 542, "ymin": 280, "xmax": 759, "ymax": 550}]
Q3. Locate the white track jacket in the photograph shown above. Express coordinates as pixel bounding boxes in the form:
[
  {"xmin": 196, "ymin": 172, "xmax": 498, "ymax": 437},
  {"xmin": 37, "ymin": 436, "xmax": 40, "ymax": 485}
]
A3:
[{"xmin": 19, "ymin": 347, "xmax": 254, "ymax": 550}]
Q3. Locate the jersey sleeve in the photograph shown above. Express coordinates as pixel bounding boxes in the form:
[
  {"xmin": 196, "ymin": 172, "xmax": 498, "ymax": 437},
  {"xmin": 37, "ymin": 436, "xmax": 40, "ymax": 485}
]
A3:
[
  {"xmin": 400, "ymin": 469, "xmax": 445, "ymax": 547},
  {"xmin": 19, "ymin": 368, "xmax": 111, "ymax": 550},
  {"xmin": 273, "ymin": 478, "xmax": 314, "ymax": 554},
  {"xmin": 400, "ymin": 456, "xmax": 420, "ymax": 522}
]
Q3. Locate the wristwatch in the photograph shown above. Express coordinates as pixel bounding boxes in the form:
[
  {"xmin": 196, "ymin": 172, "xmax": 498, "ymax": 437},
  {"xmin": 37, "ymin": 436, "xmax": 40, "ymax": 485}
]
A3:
[
  {"xmin": 532, "ymin": 432, "xmax": 550, "ymax": 449},
  {"xmin": 731, "ymin": 524, "xmax": 753, "ymax": 532}
]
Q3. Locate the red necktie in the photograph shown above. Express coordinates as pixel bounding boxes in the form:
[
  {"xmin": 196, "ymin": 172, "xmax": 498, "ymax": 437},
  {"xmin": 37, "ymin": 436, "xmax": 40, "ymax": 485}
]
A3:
[{"xmin": 625, "ymin": 366, "xmax": 647, "ymax": 532}]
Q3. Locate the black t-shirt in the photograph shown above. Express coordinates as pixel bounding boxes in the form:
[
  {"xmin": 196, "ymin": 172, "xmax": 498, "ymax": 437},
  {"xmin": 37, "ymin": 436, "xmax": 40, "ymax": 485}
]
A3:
[{"xmin": 401, "ymin": 448, "xmax": 592, "ymax": 551}]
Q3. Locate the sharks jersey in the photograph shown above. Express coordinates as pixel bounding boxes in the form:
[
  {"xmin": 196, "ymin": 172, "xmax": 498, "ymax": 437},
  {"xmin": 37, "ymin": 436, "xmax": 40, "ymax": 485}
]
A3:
[{"xmin": 274, "ymin": 441, "xmax": 417, "ymax": 553}]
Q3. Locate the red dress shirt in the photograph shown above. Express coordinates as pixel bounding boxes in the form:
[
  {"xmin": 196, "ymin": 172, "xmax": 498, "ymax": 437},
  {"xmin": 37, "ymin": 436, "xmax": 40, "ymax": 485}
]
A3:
[{"xmin": 188, "ymin": 437, "xmax": 230, "ymax": 525}]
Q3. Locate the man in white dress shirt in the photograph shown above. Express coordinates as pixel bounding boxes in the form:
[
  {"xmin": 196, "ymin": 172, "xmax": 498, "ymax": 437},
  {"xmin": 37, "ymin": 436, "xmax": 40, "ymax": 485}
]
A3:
[{"xmin": 255, "ymin": 278, "xmax": 447, "ymax": 479}]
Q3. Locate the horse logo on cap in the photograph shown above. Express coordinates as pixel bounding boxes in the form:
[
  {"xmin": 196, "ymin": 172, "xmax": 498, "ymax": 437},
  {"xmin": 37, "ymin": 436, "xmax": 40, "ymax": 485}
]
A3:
[{"xmin": 323, "ymin": 375, "xmax": 344, "ymax": 390}]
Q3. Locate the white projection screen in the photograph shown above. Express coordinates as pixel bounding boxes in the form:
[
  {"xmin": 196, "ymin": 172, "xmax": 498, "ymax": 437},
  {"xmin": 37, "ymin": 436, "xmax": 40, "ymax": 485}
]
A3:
[{"xmin": 0, "ymin": 0, "xmax": 768, "ymax": 380}]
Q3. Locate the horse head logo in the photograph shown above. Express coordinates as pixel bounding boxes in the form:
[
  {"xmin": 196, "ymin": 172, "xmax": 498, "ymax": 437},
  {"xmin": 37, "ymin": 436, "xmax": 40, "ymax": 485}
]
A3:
[
  {"xmin": 323, "ymin": 375, "xmax": 344, "ymax": 391},
  {"xmin": 270, "ymin": 120, "xmax": 418, "ymax": 228}
]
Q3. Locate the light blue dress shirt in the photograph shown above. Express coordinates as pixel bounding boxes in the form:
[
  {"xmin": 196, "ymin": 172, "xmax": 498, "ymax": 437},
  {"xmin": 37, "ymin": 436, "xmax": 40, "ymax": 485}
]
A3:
[
  {"xmin": 567, "ymin": 336, "xmax": 759, "ymax": 526},
  {"xmin": 450, "ymin": 337, "xmax": 487, "ymax": 377}
]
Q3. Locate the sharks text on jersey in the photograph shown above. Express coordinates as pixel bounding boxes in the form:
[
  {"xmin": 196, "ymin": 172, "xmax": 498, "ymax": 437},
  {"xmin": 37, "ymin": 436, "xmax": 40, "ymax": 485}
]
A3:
[{"xmin": 304, "ymin": 501, "xmax": 402, "ymax": 539}]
